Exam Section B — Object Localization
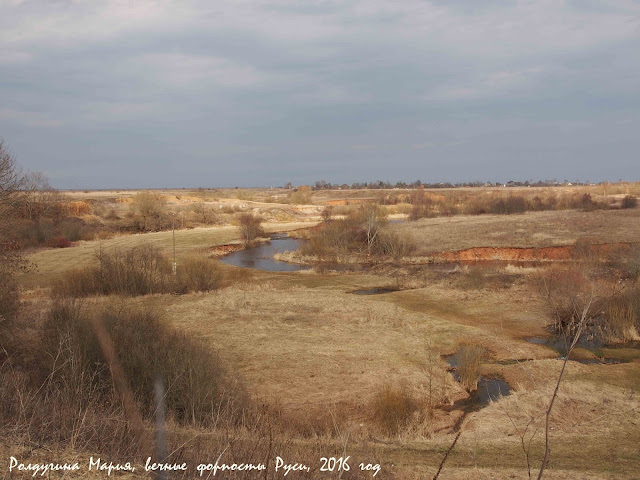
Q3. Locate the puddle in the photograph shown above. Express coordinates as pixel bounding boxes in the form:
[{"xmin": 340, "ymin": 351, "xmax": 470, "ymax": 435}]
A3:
[
  {"xmin": 444, "ymin": 352, "xmax": 511, "ymax": 409},
  {"xmin": 471, "ymin": 376, "xmax": 511, "ymax": 405},
  {"xmin": 219, "ymin": 235, "xmax": 311, "ymax": 272},
  {"xmin": 349, "ymin": 287, "xmax": 398, "ymax": 295}
]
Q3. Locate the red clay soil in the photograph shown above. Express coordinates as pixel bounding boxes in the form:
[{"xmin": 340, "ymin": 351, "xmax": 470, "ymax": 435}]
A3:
[{"xmin": 436, "ymin": 242, "xmax": 638, "ymax": 262}]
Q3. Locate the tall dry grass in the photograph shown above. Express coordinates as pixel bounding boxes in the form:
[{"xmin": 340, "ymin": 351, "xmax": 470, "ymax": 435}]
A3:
[
  {"xmin": 457, "ymin": 344, "xmax": 487, "ymax": 392},
  {"xmin": 53, "ymin": 244, "xmax": 224, "ymax": 297},
  {"xmin": 371, "ymin": 384, "xmax": 420, "ymax": 435}
]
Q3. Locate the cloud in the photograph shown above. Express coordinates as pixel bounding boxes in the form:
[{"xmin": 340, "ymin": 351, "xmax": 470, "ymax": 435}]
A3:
[
  {"xmin": 0, "ymin": 108, "xmax": 62, "ymax": 128},
  {"xmin": 0, "ymin": 0, "xmax": 639, "ymax": 186}
]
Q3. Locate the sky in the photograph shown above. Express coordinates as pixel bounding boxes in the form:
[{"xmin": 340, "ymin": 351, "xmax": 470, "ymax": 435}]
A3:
[{"xmin": 1, "ymin": 0, "xmax": 639, "ymax": 189}]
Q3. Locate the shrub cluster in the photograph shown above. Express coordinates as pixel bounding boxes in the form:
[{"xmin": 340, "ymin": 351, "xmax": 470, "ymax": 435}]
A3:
[
  {"xmin": 238, "ymin": 213, "xmax": 265, "ymax": 246},
  {"xmin": 406, "ymin": 190, "xmax": 613, "ymax": 221},
  {"xmin": 621, "ymin": 195, "xmax": 638, "ymax": 209},
  {"xmin": 533, "ymin": 265, "xmax": 640, "ymax": 344},
  {"xmin": 303, "ymin": 205, "xmax": 414, "ymax": 259},
  {"xmin": 54, "ymin": 244, "xmax": 224, "ymax": 297},
  {"xmin": 41, "ymin": 302, "xmax": 246, "ymax": 426}
]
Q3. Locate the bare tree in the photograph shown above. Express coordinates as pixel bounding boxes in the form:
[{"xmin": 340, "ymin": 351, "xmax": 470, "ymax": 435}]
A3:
[
  {"xmin": 0, "ymin": 141, "xmax": 27, "ymax": 344},
  {"xmin": 238, "ymin": 213, "xmax": 265, "ymax": 246},
  {"xmin": 360, "ymin": 204, "xmax": 387, "ymax": 255},
  {"xmin": 20, "ymin": 170, "xmax": 59, "ymax": 220},
  {"xmin": 0, "ymin": 140, "xmax": 24, "ymax": 216}
]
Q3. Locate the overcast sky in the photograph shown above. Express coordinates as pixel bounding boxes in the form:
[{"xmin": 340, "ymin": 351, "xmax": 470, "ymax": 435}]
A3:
[{"xmin": 1, "ymin": 0, "xmax": 639, "ymax": 188}]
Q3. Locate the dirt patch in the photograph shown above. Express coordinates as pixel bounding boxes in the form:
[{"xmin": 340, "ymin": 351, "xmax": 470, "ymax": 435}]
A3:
[{"xmin": 436, "ymin": 242, "xmax": 637, "ymax": 262}]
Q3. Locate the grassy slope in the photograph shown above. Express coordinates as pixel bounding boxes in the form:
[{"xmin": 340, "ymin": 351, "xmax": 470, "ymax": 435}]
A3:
[
  {"xmin": 146, "ymin": 270, "xmax": 640, "ymax": 477},
  {"xmin": 13, "ymin": 209, "xmax": 640, "ymax": 477},
  {"xmin": 397, "ymin": 208, "xmax": 640, "ymax": 254},
  {"xmin": 20, "ymin": 221, "xmax": 314, "ymax": 288}
]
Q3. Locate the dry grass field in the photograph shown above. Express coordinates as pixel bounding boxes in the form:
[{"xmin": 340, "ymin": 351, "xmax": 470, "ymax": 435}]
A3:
[
  {"xmin": 20, "ymin": 221, "xmax": 315, "ymax": 288},
  {"xmin": 397, "ymin": 208, "xmax": 640, "ymax": 254},
  {"xmin": 130, "ymin": 268, "xmax": 640, "ymax": 478},
  {"xmin": 4, "ymin": 186, "xmax": 640, "ymax": 479}
]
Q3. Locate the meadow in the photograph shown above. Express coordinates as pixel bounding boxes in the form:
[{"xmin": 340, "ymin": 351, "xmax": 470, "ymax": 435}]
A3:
[{"xmin": 2, "ymin": 184, "xmax": 640, "ymax": 479}]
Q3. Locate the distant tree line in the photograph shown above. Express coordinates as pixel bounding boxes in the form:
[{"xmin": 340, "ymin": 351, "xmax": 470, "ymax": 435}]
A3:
[{"xmin": 299, "ymin": 179, "xmax": 615, "ymax": 190}]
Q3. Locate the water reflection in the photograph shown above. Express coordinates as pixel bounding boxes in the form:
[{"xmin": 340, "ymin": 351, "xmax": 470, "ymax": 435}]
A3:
[{"xmin": 219, "ymin": 235, "xmax": 310, "ymax": 272}]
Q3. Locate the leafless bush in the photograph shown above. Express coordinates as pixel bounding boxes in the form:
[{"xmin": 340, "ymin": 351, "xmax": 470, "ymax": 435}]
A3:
[
  {"xmin": 532, "ymin": 265, "xmax": 639, "ymax": 344},
  {"xmin": 287, "ymin": 185, "xmax": 312, "ymax": 204},
  {"xmin": 303, "ymin": 205, "xmax": 410, "ymax": 259},
  {"xmin": 238, "ymin": 213, "xmax": 265, "ymax": 246},
  {"xmin": 54, "ymin": 245, "xmax": 224, "ymax": 297},
  {"xmin": 532, "ymin": 266, "xmax": 596, "ymax": 339},
  {"xmin": 621, "ymin": 195, "xmax": 637, "ymax": 209},
  {"xmin": 489, "ymin": 195, "xmax": 527, "ymax": 214},
  {"xmin": 377, "ymin": 229, "xmax": 415, "ymax": 258},
  {"xmin": 41, "ymin": 301, "xmax": 247, "ymax": 427},
  {"xmin": 321, "ymin": 206, "xmax": 333, "ymax": 222},
  {"xmin": 0, "ymin": 241, "xmax": 26, "ymax": 350},
  {"xmin": 173, "ymin": 256, "xmax": 224, "ymax": 294},
  {"xmin": 131, "ymin": 191, "xmax": 168, "ymax": 231}
]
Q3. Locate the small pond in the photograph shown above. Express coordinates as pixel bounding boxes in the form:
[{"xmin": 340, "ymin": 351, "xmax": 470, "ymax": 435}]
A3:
[
  {"xmin": 219, "ymin": 234, "xmax": 310, "ymax": 272},
  {"xmin": 444, "ymin": 352, "xmax": 511, "ymax": 407}
]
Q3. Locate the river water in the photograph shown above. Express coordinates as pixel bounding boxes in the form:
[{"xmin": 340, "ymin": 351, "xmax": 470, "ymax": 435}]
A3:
[{"xmin": 219, "ymin": 234, "xmax": 310, "ymax": 272}]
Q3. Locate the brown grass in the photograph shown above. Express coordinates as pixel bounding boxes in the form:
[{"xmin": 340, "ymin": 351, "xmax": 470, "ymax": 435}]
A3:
[
  {"xmin": 456, "ymin": 344, "xmax": 487, "ymax": 391},
  {"xmin": 396, "ymin": 208, "xmax": 640, "ymax": 254},
  {"xmin": 20, "ymin": 221, "xmax": 315, "ymax": 288},
  {"xmin": 372, "ymin": 384, "xmax": 420, "ymax": 435}
]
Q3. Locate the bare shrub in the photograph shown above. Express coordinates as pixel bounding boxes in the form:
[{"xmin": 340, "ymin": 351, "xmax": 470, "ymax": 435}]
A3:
[
  {"xmin": 54, "ymin": 245, "xmax": 224, "ymax": 298},
  {"xmin": 489, "ymin": 195, "xmax": 527, "ymax": 214},
  {"xmin": 0, "ymin": 272, "xmax": 19, "ymax": 344},
  {"xmin": 371, "ymin": 383, "xmax": 419, "ymax": 435},
  {"xmin": 408, "ymin": 191, "xmax": 437, "ymax": 220},
  {"xmin": 562, "ymin": 192, "xmax": 606, "ymax": 212},
  {"xmin": 621, "ymin": 195, "xmax": 637, "ymax": 209},
  {"xmin": 287, "ymin": 185, "xmax": 312, "ymax": 204},
  {"xmin": 131, "ymin": 191, "xmax": 167, "ymax": 231},
  {"xmin": 533, "ymin": 263, "xmax": 640, "ymax": 346},
  {"xmin": 532, "ymin": 266, "xmax": 596, "ymax": 339},
  {"xmin": 302, "ymin": 204, "xmax": 407, "ymax": 259},
  {"xmin": 457, "ymin": 344, "xmax": 487, "ymax": 391},
  {"xmin": 321, "ymin": 206, "xmax": 333, "ymax": 222},
  {"xmin": 41, "ymin": 301, "xmax": 247, "ymax": 427},
  {"xmin": 238, "ymin": 213, "xmax": 265, "ymax": 246},
  {"xmin": 173, "ymin": 256, "xmax": 223, "ymax": 294},
  {"xmin": 0, "ymin": 241, "xmax": 26, "ymax": 349}
]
